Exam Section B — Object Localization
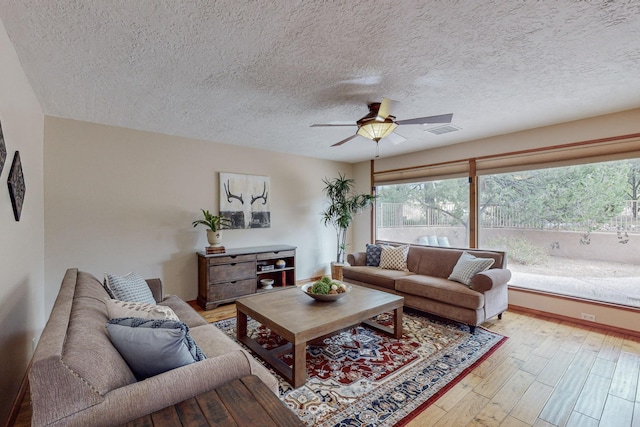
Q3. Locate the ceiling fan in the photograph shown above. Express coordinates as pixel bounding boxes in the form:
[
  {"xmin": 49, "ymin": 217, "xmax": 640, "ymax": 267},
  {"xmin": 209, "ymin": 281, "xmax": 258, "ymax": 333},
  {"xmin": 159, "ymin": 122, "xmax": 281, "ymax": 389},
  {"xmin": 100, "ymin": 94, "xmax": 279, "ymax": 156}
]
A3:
[{"xmin": 311, "ymin": 98, "xmax": 453, "ymax": 155}]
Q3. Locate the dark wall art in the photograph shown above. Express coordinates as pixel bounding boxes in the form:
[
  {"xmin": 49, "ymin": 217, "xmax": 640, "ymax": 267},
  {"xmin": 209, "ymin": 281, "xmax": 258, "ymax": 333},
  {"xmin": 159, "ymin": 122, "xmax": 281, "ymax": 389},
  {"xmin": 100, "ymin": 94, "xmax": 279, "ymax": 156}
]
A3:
[
  {"xmin": 8, "ymin": 151, "xmax": 25, "ymax": 221},
  {"xmin": 220, "ymin": 172, "xmax": 271, "ymax": 229},
  {"xmin": 0, "ymin": 119, "xmax": 6, "ymax": 177}
]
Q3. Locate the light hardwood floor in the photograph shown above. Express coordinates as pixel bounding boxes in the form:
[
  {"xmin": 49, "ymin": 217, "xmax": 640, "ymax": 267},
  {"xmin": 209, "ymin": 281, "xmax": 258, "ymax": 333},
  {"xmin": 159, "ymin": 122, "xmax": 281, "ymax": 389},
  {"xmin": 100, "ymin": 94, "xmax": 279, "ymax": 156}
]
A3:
[{"xmin": 12, "ymin": 304, "xmax": 640, "ymax": 427}]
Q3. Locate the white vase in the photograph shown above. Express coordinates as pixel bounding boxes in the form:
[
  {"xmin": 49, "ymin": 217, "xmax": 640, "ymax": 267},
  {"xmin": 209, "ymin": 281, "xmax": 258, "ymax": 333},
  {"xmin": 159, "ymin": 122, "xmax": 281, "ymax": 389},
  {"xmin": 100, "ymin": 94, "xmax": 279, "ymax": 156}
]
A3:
[{"xmin": 206, "ymin": 229, "xmax": 223, "ymax": 247}]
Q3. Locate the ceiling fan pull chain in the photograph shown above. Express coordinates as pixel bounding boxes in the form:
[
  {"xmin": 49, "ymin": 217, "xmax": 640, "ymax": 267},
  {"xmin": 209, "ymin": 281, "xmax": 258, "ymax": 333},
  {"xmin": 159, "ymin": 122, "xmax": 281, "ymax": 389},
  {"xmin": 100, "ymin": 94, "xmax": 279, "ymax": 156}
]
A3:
[{"xmin": 375, "ymin": 141, "xmax": 380, "ymax": 158}]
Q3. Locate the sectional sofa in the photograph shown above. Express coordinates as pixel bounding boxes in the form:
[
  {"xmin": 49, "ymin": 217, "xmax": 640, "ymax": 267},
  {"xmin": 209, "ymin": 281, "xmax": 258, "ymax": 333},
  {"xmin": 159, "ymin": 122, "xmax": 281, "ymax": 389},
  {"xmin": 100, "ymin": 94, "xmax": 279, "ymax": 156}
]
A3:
[
  {"xmin": 343, "ymin": 243, "xmax": 511, "ymax": 332},
  {"xmin": 29, "ymin": 268, "xmax": 279, "ymax": 427}
]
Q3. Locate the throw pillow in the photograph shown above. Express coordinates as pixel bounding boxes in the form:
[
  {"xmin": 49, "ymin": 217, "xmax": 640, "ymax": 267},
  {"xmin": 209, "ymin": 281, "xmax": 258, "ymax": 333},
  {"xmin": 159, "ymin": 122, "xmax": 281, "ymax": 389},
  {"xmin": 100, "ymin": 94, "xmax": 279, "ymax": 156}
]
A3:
[
  {"xmin": 379, "ymin": 245, "xmax": 409, "ymax": 271},
  {"xmin": 104, "ymin": 272, "xmax": 156, "ymax": 305},
  {"xmin": 105, "ymin": 318, "xmax": 206, "ymax": 380},
  {"xmin": 448, "ymin": 252, "xmax": 495, "ymax": 286},
  {"xmin": 365, "ymin": 243, "xmax": 384, "ymax": 266},
  {"xmin": 105, "ymin": 299, "xmax": 179, "ymax": 321}
]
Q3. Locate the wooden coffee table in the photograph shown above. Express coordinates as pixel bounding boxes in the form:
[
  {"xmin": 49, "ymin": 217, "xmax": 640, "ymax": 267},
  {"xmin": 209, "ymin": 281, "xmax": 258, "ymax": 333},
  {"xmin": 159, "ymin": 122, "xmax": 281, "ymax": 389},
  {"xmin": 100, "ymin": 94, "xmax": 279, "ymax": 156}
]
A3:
[{"xmin": 236, "ymin": 284, "xmax": 404, "ymax": 388}]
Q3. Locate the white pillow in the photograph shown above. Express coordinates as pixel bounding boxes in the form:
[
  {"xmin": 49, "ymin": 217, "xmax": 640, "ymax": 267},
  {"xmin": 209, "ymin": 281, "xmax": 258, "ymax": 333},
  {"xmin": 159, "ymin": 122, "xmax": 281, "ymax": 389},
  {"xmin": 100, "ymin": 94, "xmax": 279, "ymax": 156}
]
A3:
[
  {"xmin": 105, "ymin": 299, "xmax": 179, "ymax": 321},
  {"xmin": 448, "ymin": 252, "xmax": 495, "ymax": 286},
  {"xmin": 379, "ymin": 245, "xmax": 409, "ymax": 271},
  {"xmin": 104, "ymin": 272, "xmax": 156, "ymax": 304}
]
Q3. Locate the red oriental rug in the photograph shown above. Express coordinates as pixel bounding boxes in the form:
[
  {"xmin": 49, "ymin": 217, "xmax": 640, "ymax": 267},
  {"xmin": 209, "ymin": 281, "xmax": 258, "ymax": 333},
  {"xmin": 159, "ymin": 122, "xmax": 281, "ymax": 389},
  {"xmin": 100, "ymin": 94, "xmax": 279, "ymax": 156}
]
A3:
[{"xmin": 214, "ymin": 310, "xmax": 506, "ymax": 426}]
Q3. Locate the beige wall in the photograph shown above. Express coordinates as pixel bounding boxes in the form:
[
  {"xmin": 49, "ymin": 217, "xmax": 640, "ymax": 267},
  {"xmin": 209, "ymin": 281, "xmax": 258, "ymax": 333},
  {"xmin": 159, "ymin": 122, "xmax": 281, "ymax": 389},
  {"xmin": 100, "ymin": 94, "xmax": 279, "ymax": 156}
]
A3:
[
  {"xmin": 0, "ymin": 19, "xmax": 45, "ymax": 426},
  {"xmin": 44, "ymin": 118, "xmax": 352, "ymax": 306}
]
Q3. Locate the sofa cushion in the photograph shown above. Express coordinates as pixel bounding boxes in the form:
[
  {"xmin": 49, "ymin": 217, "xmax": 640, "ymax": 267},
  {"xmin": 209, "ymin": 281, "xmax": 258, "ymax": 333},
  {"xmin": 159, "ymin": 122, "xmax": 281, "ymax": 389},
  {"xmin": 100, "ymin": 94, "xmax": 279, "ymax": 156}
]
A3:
[
  {"xmin": 342, "ymin": 265, "xmax": 414, "ymax": 290},
  {"xmin": 104, "ymin": 272, "xmax": 156, "ymax": 304},
  {"xmin": 365, "ymin": 243, "xmax": 384, "ymax": 266},
  {"xmin": 159, "ymin": 295, "xmax": 209, "ymax": 327},
  {"xmin": 105, "ymin": 299, "xmax": 179, "ymax": 321},
  {"xmin": 379, "ymin": 245, "xmax": 409, "ymax": 271},
  {"xmin": 448, "ymin": 252, "xmax": 495, "ymax": 286},
  {"xmin": 106, "ymin": 318, "xmax": 206, "ymax": 380},
  {"xmin": 395, "ymin": 275, "xmax": 485, "ymax": 310}
]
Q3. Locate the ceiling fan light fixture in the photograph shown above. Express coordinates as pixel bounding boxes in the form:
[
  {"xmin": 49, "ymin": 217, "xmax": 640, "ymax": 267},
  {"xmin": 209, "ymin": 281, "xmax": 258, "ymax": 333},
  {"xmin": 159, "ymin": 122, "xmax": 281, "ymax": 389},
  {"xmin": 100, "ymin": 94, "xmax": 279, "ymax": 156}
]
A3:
[{"xmin": 357, "ymin": 119, "xmax": 398, "ymax": 142}]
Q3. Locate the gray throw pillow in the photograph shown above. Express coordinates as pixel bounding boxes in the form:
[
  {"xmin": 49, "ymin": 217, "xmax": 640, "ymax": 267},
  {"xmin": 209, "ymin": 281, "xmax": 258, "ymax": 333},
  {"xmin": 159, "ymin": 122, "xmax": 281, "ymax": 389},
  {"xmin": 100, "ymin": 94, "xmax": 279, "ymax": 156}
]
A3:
[
  {"xmin": 448, "ymin": 251, "xmax": 495, "ymax": 286},
  {"xmin": 104, "ymin": 272, "xmax": 156, "ymax": 304},
  {"xmin": 106, "ymin": 318, "xmax": 206, "ymax": 380}
]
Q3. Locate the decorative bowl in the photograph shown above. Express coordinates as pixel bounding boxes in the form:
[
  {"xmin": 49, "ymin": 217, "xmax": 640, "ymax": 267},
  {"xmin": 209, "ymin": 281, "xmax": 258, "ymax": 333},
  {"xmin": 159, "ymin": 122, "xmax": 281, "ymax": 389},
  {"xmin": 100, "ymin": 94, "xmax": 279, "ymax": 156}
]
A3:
[
  {"xmin": 260, "ymin": 279, "xmax": 274, "ymax": 289},
  {"xmin": 301, "ymin": 283, "xmax": 351, "ymax": 302}
]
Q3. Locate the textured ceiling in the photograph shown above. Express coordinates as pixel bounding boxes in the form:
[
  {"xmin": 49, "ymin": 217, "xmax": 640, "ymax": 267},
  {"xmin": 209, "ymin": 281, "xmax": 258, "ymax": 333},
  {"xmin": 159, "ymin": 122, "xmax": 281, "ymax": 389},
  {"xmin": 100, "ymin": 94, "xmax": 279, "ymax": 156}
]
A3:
[{"xmin": 1, "ymin": 1, "xmax": 640, "ymax": 163}]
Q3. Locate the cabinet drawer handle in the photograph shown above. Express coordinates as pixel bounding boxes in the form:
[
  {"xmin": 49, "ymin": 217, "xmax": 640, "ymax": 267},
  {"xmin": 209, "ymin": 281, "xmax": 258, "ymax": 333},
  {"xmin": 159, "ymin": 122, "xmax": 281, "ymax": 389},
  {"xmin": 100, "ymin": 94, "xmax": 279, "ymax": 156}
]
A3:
[{"xmin": 230, "ymin": 281, "xmax": 237, "ymax": 284}]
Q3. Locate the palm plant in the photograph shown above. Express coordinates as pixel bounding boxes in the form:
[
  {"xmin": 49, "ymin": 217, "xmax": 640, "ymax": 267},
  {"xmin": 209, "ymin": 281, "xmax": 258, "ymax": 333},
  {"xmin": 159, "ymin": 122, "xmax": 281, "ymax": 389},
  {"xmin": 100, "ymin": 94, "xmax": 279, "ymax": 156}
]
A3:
[{"xmin": 321, "ymin": 174, "xmax": 376, "ymax": 263}]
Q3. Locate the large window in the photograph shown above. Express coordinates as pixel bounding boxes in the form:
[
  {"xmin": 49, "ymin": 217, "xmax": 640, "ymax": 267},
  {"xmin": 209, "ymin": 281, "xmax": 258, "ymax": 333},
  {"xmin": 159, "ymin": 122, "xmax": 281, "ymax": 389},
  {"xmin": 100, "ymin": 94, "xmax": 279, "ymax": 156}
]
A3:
[
  {"xmin": 376, "ymin": 177, "xmax": 469, "ymax": 247},
  {"xmin": 374, "ymin": 154, "xmax": 640, "ymax": 308},
  {"xmin": 478, "ymin": 159, "xmax": 640, "ymax": 307}
]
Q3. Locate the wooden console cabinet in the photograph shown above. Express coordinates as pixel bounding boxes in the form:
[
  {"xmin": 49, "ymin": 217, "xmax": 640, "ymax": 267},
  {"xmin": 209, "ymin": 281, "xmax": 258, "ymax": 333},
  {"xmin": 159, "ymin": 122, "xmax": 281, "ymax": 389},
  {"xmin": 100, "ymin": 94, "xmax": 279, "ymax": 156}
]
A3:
[{"xmin": 197, "ymin": 244, "xmax": 296, "ymax": 310}]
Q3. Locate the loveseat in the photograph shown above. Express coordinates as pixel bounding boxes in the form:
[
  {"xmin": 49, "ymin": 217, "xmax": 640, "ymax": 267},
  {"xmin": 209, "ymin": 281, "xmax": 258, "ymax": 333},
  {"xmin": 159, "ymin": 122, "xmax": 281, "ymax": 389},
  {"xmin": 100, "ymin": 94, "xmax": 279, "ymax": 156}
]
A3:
[
  {"xmin": 29, "ymin": 268, "xmax": 279, "ymax": 427},
  {"xmin": 343, "ymin": 244, "xmax": 511, "ymax": 332}
]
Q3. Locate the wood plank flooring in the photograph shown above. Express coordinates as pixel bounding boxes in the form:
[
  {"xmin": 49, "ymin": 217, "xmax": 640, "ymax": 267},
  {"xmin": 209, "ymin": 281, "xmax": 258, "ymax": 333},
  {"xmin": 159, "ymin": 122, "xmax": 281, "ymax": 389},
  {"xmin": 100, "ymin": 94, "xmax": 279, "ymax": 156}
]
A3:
[{"xmin": 11, "ymin": 304, "xmax": 640, "ymax": 427}]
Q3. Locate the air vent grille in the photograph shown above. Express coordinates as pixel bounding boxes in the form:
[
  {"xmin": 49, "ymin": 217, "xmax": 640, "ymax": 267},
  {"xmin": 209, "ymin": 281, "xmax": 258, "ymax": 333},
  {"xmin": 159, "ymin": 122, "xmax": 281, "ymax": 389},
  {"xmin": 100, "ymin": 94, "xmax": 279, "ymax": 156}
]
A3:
[{"xmin": 426, "ymin": 124, "xmax": 461, "ymax": 135}]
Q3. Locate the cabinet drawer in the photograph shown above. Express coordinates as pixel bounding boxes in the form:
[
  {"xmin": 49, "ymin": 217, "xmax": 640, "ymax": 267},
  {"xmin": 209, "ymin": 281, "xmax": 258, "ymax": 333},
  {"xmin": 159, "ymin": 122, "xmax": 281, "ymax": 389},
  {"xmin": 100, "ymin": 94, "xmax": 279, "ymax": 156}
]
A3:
[
  {"xmin": 209, "ymin": 261, "xmax": 256, "ymax": 283},
  {"xmin": 209, "ymin": 279, "xmax": 255, "ymax": 301},
  {"xmin": 257, "ymin": 250, "xmax": 295, "ymax": 261},
  {"xmin": 208, "ymin": 254, "xmax": 256, "ymax": 265}
]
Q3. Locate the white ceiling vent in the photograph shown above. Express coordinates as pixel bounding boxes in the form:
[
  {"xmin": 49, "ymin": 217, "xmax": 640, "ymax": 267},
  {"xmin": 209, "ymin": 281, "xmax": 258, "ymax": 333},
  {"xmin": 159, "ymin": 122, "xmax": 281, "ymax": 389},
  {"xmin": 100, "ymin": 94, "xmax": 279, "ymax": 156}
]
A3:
[{"xmin": 426, "ymin": 124, "xmax": 461, "ymax": 135}]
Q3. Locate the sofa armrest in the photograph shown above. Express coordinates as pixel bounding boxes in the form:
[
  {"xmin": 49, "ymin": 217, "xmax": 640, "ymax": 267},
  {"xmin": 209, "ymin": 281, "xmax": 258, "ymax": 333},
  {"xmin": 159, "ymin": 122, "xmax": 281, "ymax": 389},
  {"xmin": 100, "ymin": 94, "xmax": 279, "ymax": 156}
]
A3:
[
  {"xmin": 97, "ymin": 350, "xmax": 256, "ymax": 426},
  {"xmin": 145, "ymin": 278, "xmax": 163, "ymax": 303},
  {"xmin": 470, "ymin": 268, "xmax": 512, "ymax": 293},
  {"xmin": 347, "ymin": 252, "xmax": 367, "ymax": 266}
]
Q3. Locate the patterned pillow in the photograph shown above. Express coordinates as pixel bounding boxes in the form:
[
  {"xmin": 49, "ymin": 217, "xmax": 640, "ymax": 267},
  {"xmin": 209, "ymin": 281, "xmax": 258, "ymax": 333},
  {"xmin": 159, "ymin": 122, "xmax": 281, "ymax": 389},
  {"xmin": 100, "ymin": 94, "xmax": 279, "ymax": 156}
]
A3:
[
  {"xmin": 105, "ymin": 299, "xmax": 179, "ymax": 321},
  {"xmin": 448, "ymin": 252, "xmax": 495, "ymax": 286},
  {"xmin": 365, "ymin": 244, "xmax": 384, "ymax": 266},
  {"xmin": 379, "ymin": 245, "xmax": 409, "ymax": 271},
  {"xmin": 104, "ymin": 272, "xmax": 156, "ymax": 304},
  {"xmin": 106, "ymin": 318, "xmax": 206, "ymax": 380}
]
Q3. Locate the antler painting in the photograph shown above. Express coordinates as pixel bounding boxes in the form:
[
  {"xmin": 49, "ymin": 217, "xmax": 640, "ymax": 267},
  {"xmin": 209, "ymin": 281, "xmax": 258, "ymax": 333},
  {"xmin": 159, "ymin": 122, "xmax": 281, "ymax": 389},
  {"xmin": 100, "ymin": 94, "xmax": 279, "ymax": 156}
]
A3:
[{"xmin": 220, "ymin": 172, "xmax": 271, "ymax": 229}]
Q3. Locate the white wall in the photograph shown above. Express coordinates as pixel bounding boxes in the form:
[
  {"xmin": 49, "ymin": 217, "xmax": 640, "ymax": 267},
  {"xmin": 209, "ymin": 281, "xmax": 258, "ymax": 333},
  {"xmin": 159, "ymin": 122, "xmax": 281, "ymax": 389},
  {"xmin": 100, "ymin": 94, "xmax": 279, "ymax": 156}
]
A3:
[
  {"xmin": 44, "ymin": 118, "xmax": 352, "ymax": 304},
  {"xmin": 0, "ymin": 18, "xmax": 44, "ymax": 427}
]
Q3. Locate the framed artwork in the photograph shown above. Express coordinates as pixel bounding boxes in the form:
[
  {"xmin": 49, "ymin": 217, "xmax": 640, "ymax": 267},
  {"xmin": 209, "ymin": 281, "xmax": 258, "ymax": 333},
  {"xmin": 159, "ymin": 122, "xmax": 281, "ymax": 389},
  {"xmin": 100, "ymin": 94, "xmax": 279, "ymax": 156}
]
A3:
[
  {"xmin": 220, "ymin": 172, "xmax": 270, "ymax": 229},
  {"xmin": 0, "ymin": 119, "xmax": 6, "ymax": 177},
  {"xmin": 8, "ymin": 151, "xmax": 25, "ymax": 221}
]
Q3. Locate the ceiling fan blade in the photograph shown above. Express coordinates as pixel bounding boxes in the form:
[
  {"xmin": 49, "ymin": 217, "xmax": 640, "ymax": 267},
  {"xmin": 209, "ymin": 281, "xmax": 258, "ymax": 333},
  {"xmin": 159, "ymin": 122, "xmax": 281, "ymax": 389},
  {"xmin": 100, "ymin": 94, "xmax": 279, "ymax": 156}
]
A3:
[
  {"xmin": 376, "ymin": 98, "xmax": 399, "ymax": 121},
  {"xmin": 331, "ymin": 134, "xmax": 358, "ymax": 147},
  {"xmin": 396, "ymin": 113, "xmax": 453, "ymax": 125},
  {"xmin": 386, "ymin": 132, "xmax": 406, "ymax": 145},
  {"xmin": 311, "ymin": 122, "xmax": 356, "ymax": 127}
]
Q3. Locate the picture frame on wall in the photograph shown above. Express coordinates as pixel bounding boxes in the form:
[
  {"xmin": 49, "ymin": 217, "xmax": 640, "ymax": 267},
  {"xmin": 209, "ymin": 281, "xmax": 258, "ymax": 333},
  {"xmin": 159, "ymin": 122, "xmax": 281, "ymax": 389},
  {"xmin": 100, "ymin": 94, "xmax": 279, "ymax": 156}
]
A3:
[
  {"xmin": 219, "ymin": 172, "xmax": 271, "ymax": 229},
  {"xmin": 8, "ymin": 151, "xmax": 26, "ymax": 221},
  {"xmin": 0, "ymin": 118, "xmax": 6, "ymax": 177}
]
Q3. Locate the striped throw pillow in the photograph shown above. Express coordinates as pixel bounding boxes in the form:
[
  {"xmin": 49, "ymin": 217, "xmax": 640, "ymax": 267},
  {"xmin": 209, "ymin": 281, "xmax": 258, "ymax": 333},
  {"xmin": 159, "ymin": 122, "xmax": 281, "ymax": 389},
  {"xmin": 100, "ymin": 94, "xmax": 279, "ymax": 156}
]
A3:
[{"xmin": 104, "ymin": 272, "xmax": 156, "ymax": 304}]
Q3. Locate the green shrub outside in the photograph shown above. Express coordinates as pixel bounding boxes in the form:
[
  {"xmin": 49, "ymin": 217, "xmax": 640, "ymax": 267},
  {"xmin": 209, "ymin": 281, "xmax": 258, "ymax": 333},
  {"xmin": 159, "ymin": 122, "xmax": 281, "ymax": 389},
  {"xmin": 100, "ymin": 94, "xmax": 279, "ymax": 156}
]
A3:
[{"xmin": 485, "ymin": 236, "xmax": 548, "ymax": 266}]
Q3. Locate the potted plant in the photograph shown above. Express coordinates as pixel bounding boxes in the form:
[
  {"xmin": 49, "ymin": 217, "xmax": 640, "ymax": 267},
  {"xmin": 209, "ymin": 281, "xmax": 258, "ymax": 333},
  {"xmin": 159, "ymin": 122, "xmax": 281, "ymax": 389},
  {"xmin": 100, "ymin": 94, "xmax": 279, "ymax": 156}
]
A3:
[
  {"xmin": 321, "ymin": 173, "xmax": 376, "ymax": 267},
  {"xmin": 192, "ymin": 209, "xmax": 231, "ymax": 247}
]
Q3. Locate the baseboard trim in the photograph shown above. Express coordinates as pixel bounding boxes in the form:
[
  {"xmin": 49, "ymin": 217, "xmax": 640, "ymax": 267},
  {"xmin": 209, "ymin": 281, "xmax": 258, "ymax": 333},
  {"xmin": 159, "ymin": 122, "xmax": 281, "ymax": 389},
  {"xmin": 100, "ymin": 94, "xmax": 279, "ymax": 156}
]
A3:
[
  {"xmin": 508, "ymin": 304, "xmax": 640, "ymax": 339},
  {"xmin": 4, "ymin": 359, "xmax": 31, "ymax": 427}
]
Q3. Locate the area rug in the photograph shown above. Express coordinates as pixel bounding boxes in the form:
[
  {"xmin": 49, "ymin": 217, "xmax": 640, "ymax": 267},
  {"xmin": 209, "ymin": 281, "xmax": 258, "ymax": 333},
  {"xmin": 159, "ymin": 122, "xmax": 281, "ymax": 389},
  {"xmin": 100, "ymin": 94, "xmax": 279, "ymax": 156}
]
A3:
[{"xmin": 213, "ymin": 310, "xmax": 506, "ymax": 426}]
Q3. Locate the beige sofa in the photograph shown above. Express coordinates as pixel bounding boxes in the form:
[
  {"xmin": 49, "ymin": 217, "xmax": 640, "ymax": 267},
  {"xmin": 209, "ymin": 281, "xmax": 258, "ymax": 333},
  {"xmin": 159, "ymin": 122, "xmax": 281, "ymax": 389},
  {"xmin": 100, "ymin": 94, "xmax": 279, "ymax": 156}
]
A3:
[
  {"xmin": 29, "ymin": 268, "xmax": 279, "ymax": 427},
  {"xmin": 344, "ymin": 244, "xmax": 511, "ymax": 332}
]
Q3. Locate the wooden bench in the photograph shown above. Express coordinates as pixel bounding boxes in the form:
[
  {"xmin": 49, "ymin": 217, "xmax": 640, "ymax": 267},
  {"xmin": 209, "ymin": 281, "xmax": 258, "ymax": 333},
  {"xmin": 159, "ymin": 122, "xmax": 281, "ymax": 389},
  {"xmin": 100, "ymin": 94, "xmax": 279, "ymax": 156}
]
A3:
[{"xmin": 118, "ymin": 375, "xmax": 303, "ymax": 427}]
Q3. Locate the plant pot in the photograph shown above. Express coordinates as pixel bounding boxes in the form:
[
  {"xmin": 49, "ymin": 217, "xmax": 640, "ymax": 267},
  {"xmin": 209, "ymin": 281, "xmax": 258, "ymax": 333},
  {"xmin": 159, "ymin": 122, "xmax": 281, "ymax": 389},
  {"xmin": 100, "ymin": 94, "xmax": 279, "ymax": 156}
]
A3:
[
  {"xmin": 206, "ymin": 229, "xmax": 223, "ymax": 247},
  {"xmin": 331, "ymin": 261, "xmax": 348, "ymax": 281}
]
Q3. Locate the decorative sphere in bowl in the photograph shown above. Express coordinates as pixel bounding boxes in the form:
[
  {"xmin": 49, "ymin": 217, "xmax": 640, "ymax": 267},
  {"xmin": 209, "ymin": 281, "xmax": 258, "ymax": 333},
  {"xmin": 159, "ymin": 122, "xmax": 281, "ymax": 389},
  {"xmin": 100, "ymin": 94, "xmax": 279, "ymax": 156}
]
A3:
[{"xmin": 301, "ymin": 282, "xmax": 351, "ymax": 302}]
